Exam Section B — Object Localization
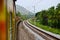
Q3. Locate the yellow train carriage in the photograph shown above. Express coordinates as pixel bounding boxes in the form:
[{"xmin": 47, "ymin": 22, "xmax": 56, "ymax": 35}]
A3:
[
  {"xmin": 0, "ymin": 0, "xmax": 16, "ymax": 40},
  {"xmin": 0, "ymin": 0, "xmax": 6, "ymax": 40}
]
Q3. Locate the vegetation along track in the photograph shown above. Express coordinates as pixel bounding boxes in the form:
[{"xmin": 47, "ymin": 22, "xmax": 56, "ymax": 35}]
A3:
[{"xmin": 24, "ymin": 21, "xmax": 60, "ymax": 40}]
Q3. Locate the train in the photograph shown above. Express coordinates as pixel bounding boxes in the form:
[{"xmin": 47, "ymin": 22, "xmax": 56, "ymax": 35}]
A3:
[{"xmin": 0, "ymin": 0, "xmax": 17, "ymax": 40}]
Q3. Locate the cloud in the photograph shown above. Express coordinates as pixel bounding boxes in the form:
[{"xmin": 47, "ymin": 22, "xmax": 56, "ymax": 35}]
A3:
[{"xmin": 16, "ymin": 0, "xmax": 60, "ymax": 13}]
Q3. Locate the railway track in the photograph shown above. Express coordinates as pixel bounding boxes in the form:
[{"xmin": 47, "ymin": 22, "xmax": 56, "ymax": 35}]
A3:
[{"xmin": 24, "ymin": 21, "xmax": 60, "ymax": 40}]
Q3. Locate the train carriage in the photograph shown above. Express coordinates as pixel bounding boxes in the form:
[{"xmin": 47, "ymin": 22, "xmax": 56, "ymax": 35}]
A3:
[{"xmin": 0, "ymin": 0, "xmax": 17, "ymax": 40}]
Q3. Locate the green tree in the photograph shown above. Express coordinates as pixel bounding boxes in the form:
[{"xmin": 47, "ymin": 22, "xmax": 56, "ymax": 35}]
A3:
[
  {"xmin": 35, "ymin": 3, "xmax": 60, "ymax": 28},
  {"xmin": 48, "ymin": 6, "xmax": 55, "ymax": 27},
  {"xmin": 56, "ymin": 3, "xmax": 60, "ymax": 28},
  {"xmin": 16, "ymin": 12, "xmax": 21, "ymax": 17}
]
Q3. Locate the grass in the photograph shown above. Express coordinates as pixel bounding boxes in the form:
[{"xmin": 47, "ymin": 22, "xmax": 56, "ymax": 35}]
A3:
[{"xmin": 29, "ymin": 19, "xmax": 60, "ymax": 35}]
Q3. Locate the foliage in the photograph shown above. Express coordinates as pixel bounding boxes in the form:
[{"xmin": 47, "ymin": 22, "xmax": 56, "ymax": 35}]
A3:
[
  {"xmin": 29, "ymin": 19, "xmax": 60, "ymax": 35},
  {"xmin": 16, "ymin": 12, "xmax": 27, "ymax": 20},
  {"xmin": 35, "ymin": 3, "xmax": 60, "ymax": 28},
  {"xmin": 16, "ymin": 12, "xmax": 34, "ymax": 21},
  {"xmin": 16, "ymin": 12, "xmax": 21, "ymax": 17}
]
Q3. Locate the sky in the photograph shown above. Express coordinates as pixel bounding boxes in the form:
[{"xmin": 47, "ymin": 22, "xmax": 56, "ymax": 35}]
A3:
[{"xmin": 16, "ymin": 0, "xmax": 60, "ymax": 13}]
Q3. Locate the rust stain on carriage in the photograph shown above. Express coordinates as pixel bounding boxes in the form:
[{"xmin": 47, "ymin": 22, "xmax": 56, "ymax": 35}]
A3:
[{"xmin": 0, "ymin": 0, "xmax": 3, "ymax": 13}]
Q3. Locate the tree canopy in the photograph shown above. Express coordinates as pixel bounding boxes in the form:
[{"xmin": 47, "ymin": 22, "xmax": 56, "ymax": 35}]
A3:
[{"xmin": 35, "ymin": 3, "xmax": 60, "ymax": 28}]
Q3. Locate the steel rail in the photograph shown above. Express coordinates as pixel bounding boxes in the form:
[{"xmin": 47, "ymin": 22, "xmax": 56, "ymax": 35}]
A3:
[{"xmin": 24, "ymin": 21, "xmax": 60, "ymax": 40}]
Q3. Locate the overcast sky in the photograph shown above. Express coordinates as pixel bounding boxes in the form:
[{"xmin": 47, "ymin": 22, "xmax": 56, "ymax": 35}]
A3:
[{"xmin": 16, "ymin": 0, "xmax": 60, "ymax": 13}]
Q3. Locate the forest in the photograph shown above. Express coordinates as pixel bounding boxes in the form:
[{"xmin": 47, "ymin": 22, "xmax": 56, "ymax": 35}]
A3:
[{"xmin": 35, "ymin": 3, "xmax": 60, "ymax": 28}]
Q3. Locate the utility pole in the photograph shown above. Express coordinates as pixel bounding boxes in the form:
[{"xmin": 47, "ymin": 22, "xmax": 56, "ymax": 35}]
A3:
[
  {"xmin": 33, "ymin": 5, "xmax": 36, "ymax": 24},
  {"xmin": 34, "ymin": 5, "xmax": 35, "ymax": 13}
]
